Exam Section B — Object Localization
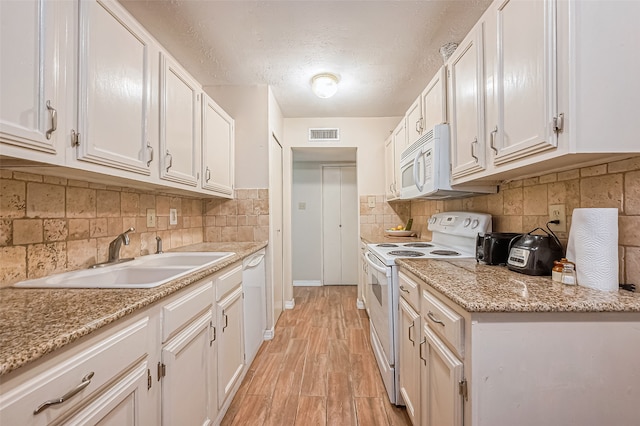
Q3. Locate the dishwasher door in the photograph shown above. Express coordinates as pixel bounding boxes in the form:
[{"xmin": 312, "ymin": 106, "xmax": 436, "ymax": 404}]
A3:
[{"xmin": 242, "ymin": 249, "xmax": 266, "ymax": 365}]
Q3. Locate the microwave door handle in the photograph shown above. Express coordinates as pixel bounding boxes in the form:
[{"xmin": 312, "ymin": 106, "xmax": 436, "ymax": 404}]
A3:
[
  {"xmin": 413, "ymin": 149, "xmax": 425, "ymax": 192},
  {"xmin": 365, "ymin": 252, "xmax": 388, "ymax": 274}
]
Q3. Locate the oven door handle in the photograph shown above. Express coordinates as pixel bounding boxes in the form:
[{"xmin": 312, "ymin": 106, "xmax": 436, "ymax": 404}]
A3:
[{"xmin": 365, "ymin": 251, "xmax": 389, "ymax": 274}]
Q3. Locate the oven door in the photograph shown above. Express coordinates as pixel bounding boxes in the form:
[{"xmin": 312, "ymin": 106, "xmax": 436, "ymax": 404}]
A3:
[{"xmin": 364, "ymin": 250, "xmax": 394, "ymax": 364}]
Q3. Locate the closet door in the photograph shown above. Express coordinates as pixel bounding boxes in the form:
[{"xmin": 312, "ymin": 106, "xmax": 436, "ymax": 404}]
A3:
[{"xmin": 322, "ymin": 166, "xmax": 358, "ymax": 285}]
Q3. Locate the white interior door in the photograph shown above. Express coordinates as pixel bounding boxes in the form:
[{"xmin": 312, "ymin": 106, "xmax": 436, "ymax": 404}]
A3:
[
  {"xmin": 322, "ymin": 165, "xmax": 358, "ymax": 285},
  {"xmin": 269, "ymin": 135, "xmax": 284, "ymax": 323}
]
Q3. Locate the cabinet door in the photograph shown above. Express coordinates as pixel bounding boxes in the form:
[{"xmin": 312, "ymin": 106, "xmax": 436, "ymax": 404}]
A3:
[
  {"xmin": 448, "ymin": 24, "xmax": 486, "ymax": 180},
  {"xmin": 392, "ymin": 119, "xmax": 406, "ymax": 197},
  {"xmin": 406, "ymin": 96, "xmax": 423, "ymax": 148},
  {"xmin": 202, "ymin": 94, "xmax": 234, "ymax": 197},
  {"xmin": 161, "ymin": 311, "xmax": 214, "ymax": 426},
  {"xmin": 0, "ymin": 0, "xmax": 66, "ymax": 161},
  {"xmin": 399, "ymin": 298, "xmax": 421, "ymax": 425},
  {"xmin": 422, "ymin": 67, "xmax": 447, "ymax": 134},
  {"xmin": 421, "ymin": 324, "xmax": 464, "ymax": 426},
  {"xmin": 61, "ymin": 361, "xmax": 153, "ymax": 426},
  {"xmin": 160, "ymin": 53, "xmax": 200, "ymax": 187},
  {"xmin": 77, "ymin": 0, "xmax": 153, "ymax": 174},
  {"xmin": 384, "ymin": 135, "xmax": 397, "ymax": 200},
  {"xmin": 217, "ymin": 286, "xmax": 245, "ymax": 408},
  {"xmin": 490, "ymin": 0, "xmax": 557, "ymax": 165}
]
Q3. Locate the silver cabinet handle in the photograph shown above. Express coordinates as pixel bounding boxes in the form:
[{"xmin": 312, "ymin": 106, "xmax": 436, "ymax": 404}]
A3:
[
  {"xmin": 45, "ymin": 100, "xmax": 57, "ymax": 140},
  {"xmin": 408, "ymin": 322, "xmax": 415, "ymax": 345},
  {"xmin": 490, "ymin": 126, "xmax": 498, "ymax": 154},
  {"xmin": 205, "ymin": 166, "xmax": 211, "ymax": 182},
  {"xmin": 419, "ymin": 338, "xmax": 427, "ymax": 365},
  {"xmin": 427, "ymin": 311, "xmax": 445, "ymax": 326},
  {"xmin": 146, "ymin": 142, "xmax": 153, "ymax": 166},
  {"xmin": 416, "ymin": 117, "xmax": 423, "ymax": 134},
  {"xmin": 399, "ymin": 285, "xmax": 410, "ymax": 294},
  {"xmin": 471, "ymin": 138, "xmax": 479, "ymax": 163},
  {"xmin": 34, "ymin": 372, "xmax": 94, "ymax": 414},
  {"xmin": 222, "ymin": 311, "xmax": 228, "ymax": 332},
  {"xmin": 209, "ymin": 321, "xmax": 216, "ymax": 346},
  {"xmin": 165, "ymin": 150, "xmax": 173, "ymax": 172}
]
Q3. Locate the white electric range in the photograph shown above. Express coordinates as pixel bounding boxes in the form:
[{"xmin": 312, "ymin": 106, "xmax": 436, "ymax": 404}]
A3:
[{"xmin": 364, "ymin": 211, "xmax": 492, "ymax": 404}]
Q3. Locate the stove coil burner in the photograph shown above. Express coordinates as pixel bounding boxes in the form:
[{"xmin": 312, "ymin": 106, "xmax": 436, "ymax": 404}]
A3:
[
  {"xmin": 431, "ymin": 250, "xmax": 460, "ymax": 256},
  {"xmin": 377, "ymin": 243, "xmax": 399, "ymax": 247},
  {"xmin": 403, "ymin": 243, "xmax": 434, "ymax": 248},
  {"xmin": 388, "ymin": 250, "xmax": 425, "ymax": 257}
]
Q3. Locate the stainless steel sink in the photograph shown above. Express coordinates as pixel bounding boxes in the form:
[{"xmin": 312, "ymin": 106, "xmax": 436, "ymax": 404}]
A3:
[{"xmin": 13, "ymin": 252, "xmax": 235, "ymax": 289}]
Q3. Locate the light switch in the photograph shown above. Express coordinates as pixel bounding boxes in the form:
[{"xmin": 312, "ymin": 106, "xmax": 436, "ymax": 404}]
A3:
[
  {"xmin": 169, "ymin": 208, "xmax": 178, "ymax": 225},
  {"xmin": 367, "ymin": 196, "xmax": 376, "ymax": 208},
  {"xmin": 298, "ymin": 202, "xmax": 306, "ymax": 210},
  {"xmin": 146, "ymin": 209, "xmax": 157, "ymax": 228}
]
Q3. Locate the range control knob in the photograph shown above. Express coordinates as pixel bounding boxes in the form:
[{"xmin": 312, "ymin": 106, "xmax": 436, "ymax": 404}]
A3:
[
  {"xmin": 429, "ymin": 217, "xmax": 437, "ymax": 224},
  {"xmin": 471, "ymin": 219, "xmax": 480, "ymax": 229},
  {"xmin": 463, "ymin": 218, "xmax": 471, "ymax": 227}
]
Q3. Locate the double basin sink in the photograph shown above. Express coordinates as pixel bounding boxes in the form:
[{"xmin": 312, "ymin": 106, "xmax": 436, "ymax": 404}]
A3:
[{"xmin": 13, "ymin": 252, "xmax": 235, "ymax": 289}]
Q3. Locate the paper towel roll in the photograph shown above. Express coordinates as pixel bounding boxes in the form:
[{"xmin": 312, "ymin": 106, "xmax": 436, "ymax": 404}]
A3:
[{"xmin": 565, "ymin": 208, "xmax": 619, "ymax": 292}]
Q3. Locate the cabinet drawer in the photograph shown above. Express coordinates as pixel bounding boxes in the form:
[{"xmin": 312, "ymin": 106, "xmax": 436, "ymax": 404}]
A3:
[
  {"xmin": 0, "ymin": 317, "xmax": 150, "ymax": 426},
  {"xmin": 398, "ymin": 272, "xmax": 420, "ymax": 311},
  {"xmin": 162, "ymin": 279, "xmax": 214, "ymax": 342},
  {"xmin": 421, "ymin": 289, "xmax": 464, "ymax": 357},
  {"xmin": 215, "ymin": 264, "xmax": 242, "ymax": 302}
]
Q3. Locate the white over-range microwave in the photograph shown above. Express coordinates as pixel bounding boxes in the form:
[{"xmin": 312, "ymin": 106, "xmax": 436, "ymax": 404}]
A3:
[{"xmin": 399, "ymin": 124, "xmax": 496, "ymax": 199}]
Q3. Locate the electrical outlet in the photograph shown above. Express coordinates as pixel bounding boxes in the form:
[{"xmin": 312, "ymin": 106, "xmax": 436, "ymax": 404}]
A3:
[
  {"xmin": 367, "ymin": 196, "xmax": 376, "ymax": 208},
  {"xmin": 548, "ymin": 204, "xmax": 567, "ymax": 232},
  {"xmin": 169, "ymin": 208, "xmax": 178, "ymax": 225},
  {"xmin": 146, "ymin": 208, "xmax": 157, "ymax": 228}
]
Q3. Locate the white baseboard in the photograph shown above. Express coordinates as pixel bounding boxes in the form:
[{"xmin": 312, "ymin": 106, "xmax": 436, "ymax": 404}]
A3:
[
  {"xmin": 284, "ymin": 299, "xmax": 295, "ymax": 309},
  {"xmin": 263, "ymin": 328, "xmax": 274, "ymax": 340},
  {"xmin": 356, "ymin": 299, "xmax": 366, "ymax": 310},
  {"xmin": 293, "ymin": 280, "xmax": 322, "ymax": 287}
]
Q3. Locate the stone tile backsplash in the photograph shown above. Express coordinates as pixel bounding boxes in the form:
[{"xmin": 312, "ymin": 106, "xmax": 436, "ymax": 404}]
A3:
[
  {"xmin": 361, "ymin": 156, "xmax": 640, "ymax": 286},
  {"xmin": 0, "ymin": 169, "xmax": 269, "ymax": 288}
]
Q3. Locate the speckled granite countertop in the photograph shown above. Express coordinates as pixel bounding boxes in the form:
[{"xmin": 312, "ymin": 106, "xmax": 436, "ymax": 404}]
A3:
[
  {"xmin": 397, "ymin": 258, "xmax": 640, "ymax": 313},
  {"xmin": 0, "ymin": 241, "xmax": 267, "ymax": 377}
]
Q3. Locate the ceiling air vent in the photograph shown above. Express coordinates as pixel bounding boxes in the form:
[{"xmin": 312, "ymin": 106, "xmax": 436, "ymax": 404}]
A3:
[{"xmin": 309, "ymin": 128, "xmax": 339, "ymax": 142}]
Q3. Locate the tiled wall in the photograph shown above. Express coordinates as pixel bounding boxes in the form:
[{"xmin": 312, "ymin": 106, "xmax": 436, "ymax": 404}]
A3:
[
  {"xmin": 203, "ymin": 189, "xmax": 270, "ymax": 242},
  {"xmin": 361, "ymin": 156, "xmax": 640, "ymax": 285},
  {"xmin": 0, "ymin": 169, "xmax": 270, "ymax": 288},
  {"xmin": 359, "ymin": 195, "xmax": 410, "ymax": 238}
]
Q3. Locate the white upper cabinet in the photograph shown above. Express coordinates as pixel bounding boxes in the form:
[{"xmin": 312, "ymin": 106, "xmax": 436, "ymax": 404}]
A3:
[
  {"xmin": 76, "ymin": 0, "xmax": 153, "ymax": 175},
  {"xmin": 485, "ymin": 0, "xmax": 557, "ymax": 166},
  {"xmin": 159, "ymin": 53, "xmax": 200, "ymax": 187},
  {"xmin": 421, "ymin": 66, "xmax": 447, "ymax": 136},
  {"xmin": 448, "ymin": 22, "xmax": 487, "ymax": 180},
  {"xmin": 384, "ymin": 134, "xmax": 398, "ymax": 201},
  {"xmin": 0, "ymin": 0, "xmax": 69, "ymax": 163},
  {"xmin": 405, "ymin": 96, "xmax": 423, "ymax": 148},
  {"xmin": 202, "ymin": 94, "xmax": 234, "ymax": 197}
]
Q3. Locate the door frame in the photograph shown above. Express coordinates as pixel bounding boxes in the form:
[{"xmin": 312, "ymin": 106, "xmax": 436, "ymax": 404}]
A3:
[{"xmin": 268, "ymin": 133, "xmax": 284, "ymax": 333}]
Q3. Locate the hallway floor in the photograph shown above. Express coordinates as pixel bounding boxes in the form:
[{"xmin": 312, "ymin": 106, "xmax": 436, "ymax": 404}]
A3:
[{"xmin": 221, "ymin": 286, "xmax": 411, "ymax": 425}]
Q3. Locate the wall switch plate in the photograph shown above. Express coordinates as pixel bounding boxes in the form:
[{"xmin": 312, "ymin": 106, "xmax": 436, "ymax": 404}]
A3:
[
  {"xmin": 169, "ymin": 208, "xmax": 178, "ymax": 225},
  {"xmin": 548, "ymin": 204, "xmax": 567, "ymax": 232},
  {"xmin": 146, "ymin": 208, "xmax": 157, "ymax": 228},
  {"xmin": 298, "ymin": 202, "xmax": 306, "ymax": 210},
  {"xmin": 367, "ymin": 196, "xmax": 376, "ymax": 208}
]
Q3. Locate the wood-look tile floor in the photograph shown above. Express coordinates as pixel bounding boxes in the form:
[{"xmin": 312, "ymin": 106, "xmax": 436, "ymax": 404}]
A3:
[{"xmin": 221, "ymin": 286, "xmax": 411, "ymax": 426}]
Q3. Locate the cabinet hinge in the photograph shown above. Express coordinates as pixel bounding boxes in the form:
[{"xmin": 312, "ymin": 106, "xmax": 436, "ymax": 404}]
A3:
[
  {"xmin": 147, "ymin": 368, "xmax": 152, "ymax": 390},
  {"xmin": 553, "ymin": 113, "xmax": 564, "ymax": 133},
  {"xmin": 459, "ymin": 379, "xmax": 468, "ymax": 401},
  {"xmin": 71, "ymin": 130, "xmax": 80, "ymax": 147},
  {"xmin": 157, "ymin": 362, "xmax": 166, "ymax": 381}
]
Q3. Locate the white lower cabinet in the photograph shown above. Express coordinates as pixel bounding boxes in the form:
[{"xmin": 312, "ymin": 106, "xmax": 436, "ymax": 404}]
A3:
[
  {"xmin": 399, "ymin": 268, "xmax": 640, "ymax": 426},
  {"xmin": 0, "ymin": 315, "xmax": 156, "ymax": 426},
  {"xmin": 215, "ymin": 265, "xmax": 245, "ymax": 409},
  {"xmin": 0, "ymin": 261, "xmax": 248, "ymax": 425}
]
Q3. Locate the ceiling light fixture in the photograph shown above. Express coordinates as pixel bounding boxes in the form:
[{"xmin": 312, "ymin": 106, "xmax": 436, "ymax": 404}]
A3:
[{"xmin": 311, "ymin": 73, "xmax": 339, "ymax": 98}]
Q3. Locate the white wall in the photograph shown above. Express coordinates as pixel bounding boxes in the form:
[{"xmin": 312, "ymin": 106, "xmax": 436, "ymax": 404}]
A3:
[
  {"xmin": 203, "ymin": 85, "xmax": 270, "ymax": 188},
  {"xmin": 291, "ymin": 162, "xmax": 323, "ymax": 282}
]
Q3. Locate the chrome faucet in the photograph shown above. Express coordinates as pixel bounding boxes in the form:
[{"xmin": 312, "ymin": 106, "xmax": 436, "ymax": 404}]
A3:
[
  {"xmin": 156, "ymin": 236, "xmax": 163, "ymax": 254},
  {"xmin": 108, "ymin": 227, "xmax": 135, "ymax": 263}
]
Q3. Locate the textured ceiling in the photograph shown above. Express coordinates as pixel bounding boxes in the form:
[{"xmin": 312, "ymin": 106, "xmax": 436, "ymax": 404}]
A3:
[{"xmin": 119, "ymin": 0, "xmax": 492, "ymax": 118}]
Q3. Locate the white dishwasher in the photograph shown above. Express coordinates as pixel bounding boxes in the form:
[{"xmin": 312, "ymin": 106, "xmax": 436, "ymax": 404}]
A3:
[{"xmin": 242, "ymin": 249, "xmax": 266, "ymax": 365}]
